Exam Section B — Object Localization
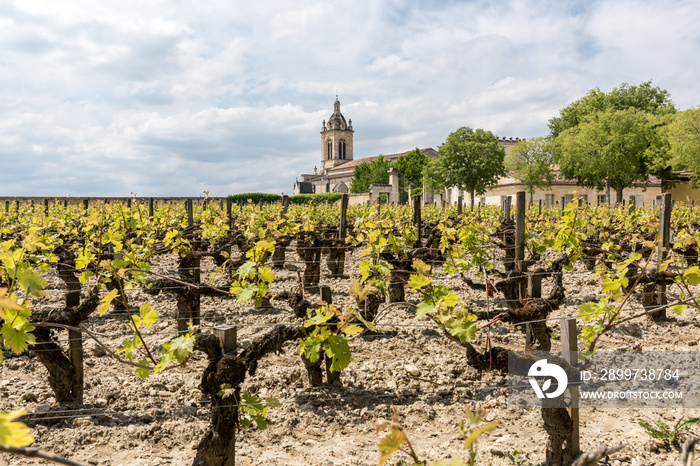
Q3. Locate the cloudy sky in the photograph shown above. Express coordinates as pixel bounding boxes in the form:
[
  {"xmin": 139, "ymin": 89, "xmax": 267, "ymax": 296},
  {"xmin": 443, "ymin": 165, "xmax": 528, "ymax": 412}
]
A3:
[{"xmin": 2, "ymin": 0, "xmax": 699, "ymax": 196}]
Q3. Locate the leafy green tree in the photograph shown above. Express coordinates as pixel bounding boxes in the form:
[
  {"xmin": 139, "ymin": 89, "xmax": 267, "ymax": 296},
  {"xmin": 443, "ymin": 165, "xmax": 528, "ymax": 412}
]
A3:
[
  {"xmin": 549, "ymin": 81, "xmax": 676, "ymax": 138},
  {"xmin": 350, "ymin": 155, "xmax": 391, "ymax": 193},
  {"xmin": 553, "ymin": 108, "xmax": 655, "ymax": 205},
  {"xmin": 394, "ymin": 148, "xmax": 429, "ymax": 189},
  {"xmin": 550, "ymin": 81, "xmax": 676, "ymax": 203},
  {"xmin": 504, "ymin": 137, "xmax": 554, "ymax": 205},
  {"xmin": 667, "ymin": 106, "xmax": 700, "ymax": 184},
  {"xmin": 425, "ymin": 127, "xmax": 505, "ymax": 208}
]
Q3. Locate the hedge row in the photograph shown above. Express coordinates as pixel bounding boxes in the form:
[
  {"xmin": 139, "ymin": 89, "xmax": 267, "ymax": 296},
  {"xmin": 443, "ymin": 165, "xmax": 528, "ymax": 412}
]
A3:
[{"xmin": 228, "ymin": 193, "xmax": 344, "ymax": 205}]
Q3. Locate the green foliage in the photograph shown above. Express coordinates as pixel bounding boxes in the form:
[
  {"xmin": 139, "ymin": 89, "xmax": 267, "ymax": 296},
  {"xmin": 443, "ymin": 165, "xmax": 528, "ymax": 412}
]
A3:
[
  {"xmin": 408, "ymin": 259, "xmax": 478, "ymax": 344},
  {"xmin": 395, "ymin": 148, "xmax": 429, "ymax": 188},
  {"xmin": 578, "ymin": 251, "xmax": 643, "ymax": 356},
  {"xmin": 638, "ymin": 416, "xmax": 700, "ymax": 446},
  {"xmin": 0, "ymin": 410, "xmax": 33, "ymax": 447},
  {"xmin": 230, "ymin": 239, "xmax": 276, "ymax": 307},
  {"xmin": 553, "ymin": 107, "xmax": 656, "ymax": 204},
  {"xmin": 505, "ymin": 137, "xmax": 554, "ymax": 204},
  {"xmin": 351, "ymin": 155, "xmax": 392, "ymax": 193},
  {"xmin": 216, "ymin": 389, "xmax": 280, "ymax": 430},
  {"xmin": 228, "ymin": 193, "xmax": 281, "ymax": 204},
  {"xmin": 507, "ymin": 449, "xmax": 538, "ymax": 466},
  {"xmin": 667, "ymin": 106, "xmax": 700, "ymax": 183},
  {"xmin": 549, "ymin": 81, "xmax": 676, "ymax": 138},
  {"xmin": 299, "ymin": 303, "xmax": 366, "ymax": 372},
  {"xmin": 289, "ymin": 193, "xmax": 343, "ymax": 204},
  {"xmin": 550, "ymin": 81, "xmax": 676, "ymax": 203},
  {"xmin": 375, "ymin": 407, "xmax": 497, "ymax": 466},
  {"xmin": 425, "ymin": 127, "xmax": 505, "ymax": 206}
]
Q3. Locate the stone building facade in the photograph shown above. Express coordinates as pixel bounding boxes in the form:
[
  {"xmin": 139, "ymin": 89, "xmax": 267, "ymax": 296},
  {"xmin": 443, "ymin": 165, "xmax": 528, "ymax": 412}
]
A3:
[{"xmin": 294, "ymin": 98, "xmax": 438, "ymax": 195}]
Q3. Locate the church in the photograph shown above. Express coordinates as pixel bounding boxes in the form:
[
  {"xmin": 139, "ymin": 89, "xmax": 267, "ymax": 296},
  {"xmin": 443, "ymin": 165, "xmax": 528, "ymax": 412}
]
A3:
[{"xmin": 293, "ymin": 98, "xmax": 438, "ymax": 195}]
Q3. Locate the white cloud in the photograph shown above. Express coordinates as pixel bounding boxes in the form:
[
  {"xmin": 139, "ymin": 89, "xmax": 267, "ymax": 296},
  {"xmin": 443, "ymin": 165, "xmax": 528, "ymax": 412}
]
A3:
[{"xmin": 1, "ymin": 0, "xmax": 700, "ymax": 196}]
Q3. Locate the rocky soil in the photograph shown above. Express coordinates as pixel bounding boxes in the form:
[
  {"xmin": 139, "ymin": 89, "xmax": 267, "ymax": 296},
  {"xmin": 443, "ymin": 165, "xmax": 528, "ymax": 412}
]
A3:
[{"xmin": 2, "ymin": 245, "xmax": 700, "ymax": 466}]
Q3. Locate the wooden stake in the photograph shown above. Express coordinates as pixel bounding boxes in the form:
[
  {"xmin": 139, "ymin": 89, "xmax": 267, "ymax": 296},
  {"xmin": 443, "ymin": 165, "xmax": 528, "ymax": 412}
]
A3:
[
  {"xmin": 187, "ymin": 199, "xmax": 194, "ymax": 226},
  {"xmin": 213, "ymin": 325, "xmax": 237, "ymax": 354},
  {"xmin": 515, "ymin": 191, "xmax": 526, "ymax": 299},
  {"xmin": 320, "ymin": 286, "xmax": 332, "ymax": 304},
  {"xmin": 413, "ymin": 195, "xmax": 422, "ymax": 247},
  {"xmin": 561, "ymin": 317, "xmax": 580, "ymax": 456},
  {"xmin": 68, "ymin": 329, "xmax": 84, "ymax": 403},
  {"xmin": 653, "ymin": 192, "xmax": 672, "ymax": 321}
]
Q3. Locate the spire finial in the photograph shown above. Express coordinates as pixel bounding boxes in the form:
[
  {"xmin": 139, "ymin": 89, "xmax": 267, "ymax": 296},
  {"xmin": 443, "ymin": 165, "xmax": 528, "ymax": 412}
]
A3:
[{"xmin": 335, "ymin": 91, "xmax": 338, "ymax": 100}]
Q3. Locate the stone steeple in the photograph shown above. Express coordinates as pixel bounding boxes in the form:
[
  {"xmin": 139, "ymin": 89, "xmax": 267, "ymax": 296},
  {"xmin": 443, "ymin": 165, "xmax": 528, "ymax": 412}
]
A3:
[{"xmin": 321, "ymin": 97, "xmax": 353, "ymax": 173}]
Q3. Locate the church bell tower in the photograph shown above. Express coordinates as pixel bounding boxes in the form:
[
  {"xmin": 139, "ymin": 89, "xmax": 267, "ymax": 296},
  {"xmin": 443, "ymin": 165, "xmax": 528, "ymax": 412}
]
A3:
[{"xmin": 321, "ymin": 97, "xmax": 354, "ymax": 173}]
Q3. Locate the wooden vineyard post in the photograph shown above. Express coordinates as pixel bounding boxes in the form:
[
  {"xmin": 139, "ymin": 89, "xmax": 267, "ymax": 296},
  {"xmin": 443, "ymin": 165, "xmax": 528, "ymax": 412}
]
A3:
[
  {"xmin": 514, "ymin": 192, "xmax": 530, "ymax": 347},
  {"xmin": 66, "ymin": 287, "xmax": 83, "ymax": 404},
  {"xmin": 413, "ymin": 195, "xmax": 422, "ymax": 247},
  {"xmin": 561, "ymin": 317, "xmax": 580, "ymax": 457},
  {"xmin": 192, "ymin": 201, "xmax": 201, "ymax": 328},
  {"xmin": 281, "ymin": 195, "xmax": 290, "ymax": 215},
  {"xmin": 538, "ymin": 199, "xmax": 542, "ymax": 216},
  {"xmin": 524, "ymin": 267, "xmax": 543, "ymax": 350},
  {"xmin": 457, "ymin": 195, "xmax": 463, "ymax": 216},
  {"xmin": 68, "ymin": 329, "xmax": 84, "ymax": 404},
  {"xmin": 502, "ymin": 196, "xmax": 512, "ymax": 220},
  {"xmin": 213, "ymin": 325, "xmax": 237, "ymax": 354},
  {"xmin": 83, "ymin": 198, "xmax": 89, "ymax": 211},
  {"xmin": 149, "ymin": 198, "xmax": 154, "ymax": 218},
  {"xmin": 327, "ymin": 193, "xmax": 348, "ymax": 278},
  {"xmin": 4, "ymin": 200, "xmax": 8, "ymax": 212},
  {"xmin": 44, "ymin": 198, "xmax": 49, "ymax": 216},
  {"xmin": 339, "ymin": 194, "xmax": 348, "ymax": 239},
  {"xmin": 515, "ymin": 191, "xmax": 526, "ymax": 299},
  {"xmin": 178, "ymin": 199, "xmax": 201, "ymax": 334},
  {"xmin": 651, "ymin": 192, "xmax": 672, "ymax": 322},
  {"xmin": 187, "ymin": 198, "xmax": 194, "ymax": 227},
  {"xmin": 321, "ymin": 286, "xmax": 332, "ymax": 304}
]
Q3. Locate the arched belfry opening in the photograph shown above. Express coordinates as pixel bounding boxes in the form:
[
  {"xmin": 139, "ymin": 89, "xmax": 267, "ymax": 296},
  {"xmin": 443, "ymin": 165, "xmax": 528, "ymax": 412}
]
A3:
[{"xmin": 320, "ymin": 97, "xmax": 353, "ymax": 173}]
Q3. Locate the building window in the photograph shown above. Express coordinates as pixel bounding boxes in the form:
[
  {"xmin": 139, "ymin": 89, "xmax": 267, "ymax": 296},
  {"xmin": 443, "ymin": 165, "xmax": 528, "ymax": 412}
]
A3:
[
  {"xmin": 564, "ymin": 194, "xmax": 574, "ymax": 205},
  {"xmin": 579, "ymin": 194, "xmax": 588, "ymax": 205},
  {"xmin": 327, "ymin": 140, "xmax": 332, "ymax": 160},
  {"xmin": 545, "ymin": 194, "xmax": 554, "ymax": 207},
  {"xmin": 339, "ymin": 140, "xmax": 346, "ymax": 159},
  {"xmin": 597, "ymin": 194, "xmax": 606, "ymax": 205}
]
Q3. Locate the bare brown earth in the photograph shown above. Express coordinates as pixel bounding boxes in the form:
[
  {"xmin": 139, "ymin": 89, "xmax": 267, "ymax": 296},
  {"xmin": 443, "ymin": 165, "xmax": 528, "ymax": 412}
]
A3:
[{"xmin": 2, "ymin": 246, "xmax": 700, "ymax": 466}]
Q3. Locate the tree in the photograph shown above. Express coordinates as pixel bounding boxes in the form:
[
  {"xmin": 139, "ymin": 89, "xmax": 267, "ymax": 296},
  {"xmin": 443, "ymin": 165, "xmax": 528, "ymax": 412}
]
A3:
[
  {"xmin": 504, "ymin": 137, "xmax": 554, "ymax": 205},
  {"xmin": 553, "ymin": 108, "xmax": 654, "ymax": 205},
  {"xmin": 549, "ymin": 81, "xmax": 676, "ymax": 138},
  {"xmin": 394, "ymin": 148, "xmax": 429, "ymax": 189},
  {"xmin": 667, "ymin": 106, "xmax": 700, "ymax": 184},
  {"xmin": 350, "ymin": 155, "xmax": 391, "ymax": 193},
  {"xmin": 550, "ymin": 81, "xmax": 676, "ymax": 203},
  {"xmin": 425, "ymin": 127, "xmax": 505, "ymax": 207}
]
